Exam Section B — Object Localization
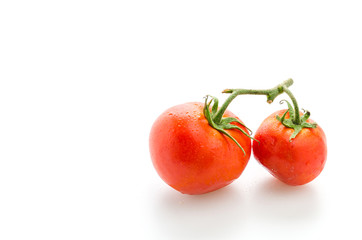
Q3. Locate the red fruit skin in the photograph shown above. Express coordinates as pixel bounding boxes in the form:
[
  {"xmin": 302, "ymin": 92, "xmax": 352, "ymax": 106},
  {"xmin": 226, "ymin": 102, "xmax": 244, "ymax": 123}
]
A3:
[
  {"xmin": 253, "ymin": 109, "xmax": 327, "ymax": 186},
  {"xmin": 149, "ymin": 102, "xmax": 251, "ymax": 195}
]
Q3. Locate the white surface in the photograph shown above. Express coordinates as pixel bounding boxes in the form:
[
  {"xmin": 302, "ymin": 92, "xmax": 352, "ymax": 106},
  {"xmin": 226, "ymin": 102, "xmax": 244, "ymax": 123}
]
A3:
[{"xmin": 0, "ymin": 1, "xmax": 361, "ymax": 239}]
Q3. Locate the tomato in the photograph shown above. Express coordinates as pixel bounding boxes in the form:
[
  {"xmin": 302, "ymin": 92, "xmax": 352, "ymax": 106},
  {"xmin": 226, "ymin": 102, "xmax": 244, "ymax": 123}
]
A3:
[
  {"xmin": 149, "ymin": 102, "xmax": 251, "ymax": 195},
  {"xmin": 253, "ymin": 109, "xmax": 327, "ymax": 185}
]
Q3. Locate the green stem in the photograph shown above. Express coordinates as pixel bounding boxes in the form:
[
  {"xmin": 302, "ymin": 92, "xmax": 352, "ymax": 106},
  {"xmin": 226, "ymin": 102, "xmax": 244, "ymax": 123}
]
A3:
[
  {"xmin": 213, "ymin": 78, "xmax": 294, "ymax": 123},
  {"xmin": 282, "ymin": 85, "xmax": 300, "ymax": 125},
  {"xmin": 275, "ymin": 86, "xmax": 317, "ymax": 141}
]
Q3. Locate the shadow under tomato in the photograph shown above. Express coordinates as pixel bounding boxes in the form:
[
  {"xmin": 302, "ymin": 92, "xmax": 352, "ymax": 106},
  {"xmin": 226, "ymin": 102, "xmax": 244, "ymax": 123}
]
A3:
[
  {"xmin": 150, "ymin": 185, "xmax": 249, "ymax": 240},
  {"xmin": 252, "ymin": 177, "xmax": 321, "ymax": 223}
]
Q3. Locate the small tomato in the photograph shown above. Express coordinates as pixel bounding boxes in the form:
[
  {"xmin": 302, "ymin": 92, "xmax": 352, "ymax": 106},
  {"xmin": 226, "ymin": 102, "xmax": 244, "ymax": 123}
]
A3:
[{"xmin": 253, "ymin": 109, "xmax": 327, "ymax": 185}]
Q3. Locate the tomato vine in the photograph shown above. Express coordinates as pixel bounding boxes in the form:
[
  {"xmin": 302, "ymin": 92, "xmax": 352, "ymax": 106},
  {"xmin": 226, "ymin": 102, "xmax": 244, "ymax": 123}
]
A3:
[{"xmin": 204, "ymin": 78, "xmax": 317, "ymax": 150}]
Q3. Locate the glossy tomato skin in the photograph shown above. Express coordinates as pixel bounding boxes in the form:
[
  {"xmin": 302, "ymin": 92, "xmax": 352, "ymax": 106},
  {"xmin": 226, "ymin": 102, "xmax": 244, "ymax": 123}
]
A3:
[
  {"xmin": 253, "ymin": 109, "xmax": 327, "ymax": 186},
  {"xmin": 149, "ymin": 102, "xmax": 251, "ymax": 195}
]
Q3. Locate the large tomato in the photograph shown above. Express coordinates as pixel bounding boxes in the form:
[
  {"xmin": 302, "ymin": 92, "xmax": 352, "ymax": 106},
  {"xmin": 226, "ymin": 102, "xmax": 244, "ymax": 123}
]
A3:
[
  {"xmin": 149, "ymin": 102, "xmax": 251, "ymax": 195},
  {"xmin": 253, "ymin": 109, "xmax": 327, "ymax": 185}
]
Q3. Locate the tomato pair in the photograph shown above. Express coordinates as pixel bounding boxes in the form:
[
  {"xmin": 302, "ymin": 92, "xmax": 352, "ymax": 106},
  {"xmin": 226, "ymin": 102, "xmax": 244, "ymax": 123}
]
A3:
[{"xmin": 149, "ymin": 80, "xmax": 327, "ymax": 194}]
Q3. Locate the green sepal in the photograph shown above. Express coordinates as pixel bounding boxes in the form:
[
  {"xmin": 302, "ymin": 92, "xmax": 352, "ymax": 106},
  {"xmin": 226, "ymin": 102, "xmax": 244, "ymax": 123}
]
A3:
[
  {"xmin": 203, "ymin": 95, "xmax": 254, "ymax": 155},
  {"xmin": 220, "ymin": 117, "xmax": 253, "ymax": 135},
  {"xmin": 276, "ymin": 100, "xmax": 317, "ymax": 141},
  {"xmin": 301, "ymin": 122, "xmax": 317, "ymax": 128},
  {"xmin": 211, "ymin": 96, "xmax": 219, "ymax": 114},
  {"xmin": 281, "ymin": 99, "xmax": 295, "ymax": 121}
]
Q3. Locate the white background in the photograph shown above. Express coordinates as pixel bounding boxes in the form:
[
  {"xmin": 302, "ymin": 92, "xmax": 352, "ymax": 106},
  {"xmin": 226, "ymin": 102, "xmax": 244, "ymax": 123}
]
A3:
[{"xmin": 1, "ymin": 1, "xmax": 361, "ymax": 239}]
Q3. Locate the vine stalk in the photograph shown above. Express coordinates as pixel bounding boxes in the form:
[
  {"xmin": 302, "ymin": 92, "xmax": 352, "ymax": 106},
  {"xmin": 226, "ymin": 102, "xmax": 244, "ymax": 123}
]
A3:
[
  {"xmin": 203, "ymin": 79, "xmax": 294, "ymax": 154},
  {"xmin": 212, "ymin": 78, "xmax": 294, "ymax": 124}
]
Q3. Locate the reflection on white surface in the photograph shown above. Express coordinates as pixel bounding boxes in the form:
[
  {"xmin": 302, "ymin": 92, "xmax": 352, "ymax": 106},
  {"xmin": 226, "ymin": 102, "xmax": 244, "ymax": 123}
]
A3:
[
  {"xmin": 253, "ymin": 178, "xmax": 321, "ymax": 221},
  {"xmin": 149, "ymin": 177, "xmax": 321, "ymax": 240},
  {"xmin": 151, "ymin": 185, "xmax": 247, "ymax": 240}
]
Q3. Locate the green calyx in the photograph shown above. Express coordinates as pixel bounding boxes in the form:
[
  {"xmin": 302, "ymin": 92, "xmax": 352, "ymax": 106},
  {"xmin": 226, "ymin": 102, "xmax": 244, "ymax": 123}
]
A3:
[
  {"xmin": 203, "ymin": 95, "xmax": 256, "ymax": 155},
  {"xmin": 276, "ymin": 86, "xmax": 317, "ymax": 141}
]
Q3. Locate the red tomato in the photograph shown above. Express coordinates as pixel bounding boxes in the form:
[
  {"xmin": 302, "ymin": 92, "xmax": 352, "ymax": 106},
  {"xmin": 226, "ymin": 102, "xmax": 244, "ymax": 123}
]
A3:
[
  {"xmin": 149, "ymin": 102, "xmax": 251, "ymax": 195},
  {"xmin": 253, "ymin": 109, "xmax": 327, "ymax": 186}
]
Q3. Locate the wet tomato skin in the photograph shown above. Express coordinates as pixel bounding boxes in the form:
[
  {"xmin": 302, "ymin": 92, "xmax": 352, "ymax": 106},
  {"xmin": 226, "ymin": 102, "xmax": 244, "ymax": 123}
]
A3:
[
  {"xmin": 253, "ymin": 109, "xmax": 327, "ymax": 186},
  {"xmin": 149, "ymin": 102, "xmax": 251, "ymax": 195}
]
